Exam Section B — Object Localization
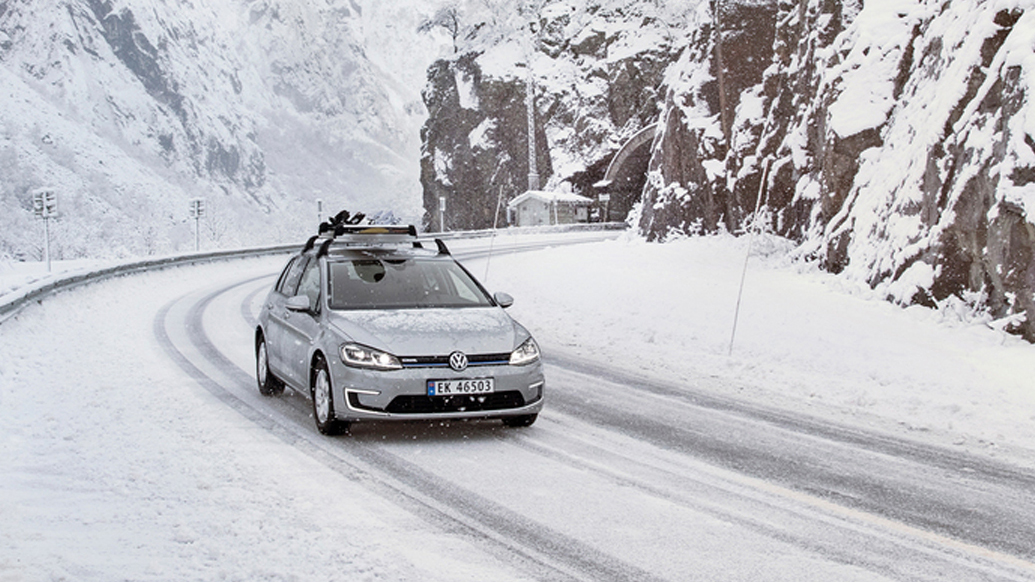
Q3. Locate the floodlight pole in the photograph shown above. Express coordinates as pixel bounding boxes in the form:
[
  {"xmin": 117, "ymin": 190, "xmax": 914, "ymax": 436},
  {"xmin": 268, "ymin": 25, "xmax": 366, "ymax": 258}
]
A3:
[{"xmin": 526, "ymin": 63, "xmax": 539, "ymax": 192}]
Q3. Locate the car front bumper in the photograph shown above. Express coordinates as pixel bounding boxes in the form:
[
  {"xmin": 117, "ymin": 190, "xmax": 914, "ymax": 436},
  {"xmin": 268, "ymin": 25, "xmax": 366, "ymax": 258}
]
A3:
[{"xmin": 329, "ymin": 357, "xmax": 545, "ymax": 422}]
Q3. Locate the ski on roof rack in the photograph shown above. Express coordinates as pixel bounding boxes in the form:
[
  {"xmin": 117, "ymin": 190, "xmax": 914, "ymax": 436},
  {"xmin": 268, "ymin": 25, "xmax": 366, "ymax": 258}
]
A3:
[{"xmin": 300, "ymin": 209, "xmax": 425, "ymax": 257}]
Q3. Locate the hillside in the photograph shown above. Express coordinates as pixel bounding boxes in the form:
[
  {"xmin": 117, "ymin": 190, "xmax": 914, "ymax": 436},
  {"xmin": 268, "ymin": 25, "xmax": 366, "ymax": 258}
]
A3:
[
  {"xmin": 0, "ymin": 0, "xmax": 443, "ymax": 259},
  {"xmin": 419, "ymin": 0, "xmax": 1035, "ymax": 341}
]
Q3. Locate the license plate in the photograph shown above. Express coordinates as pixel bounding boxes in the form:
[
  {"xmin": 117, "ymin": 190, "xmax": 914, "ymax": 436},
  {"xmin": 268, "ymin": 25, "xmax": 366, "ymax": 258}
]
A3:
[{"xmin": 427, "ymin": 378, "xmax": 495, "ymax": 396}]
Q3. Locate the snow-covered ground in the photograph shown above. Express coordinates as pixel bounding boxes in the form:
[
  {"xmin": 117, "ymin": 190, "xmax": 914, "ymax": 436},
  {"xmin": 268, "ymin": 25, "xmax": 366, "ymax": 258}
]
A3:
[
  {"xmin": 1, "ymin": 232, "xmax": 1033, "ymax": 579},
  {"xmin": 489, "ymin": 233, "xmax": 1035, "ymax": 468}
]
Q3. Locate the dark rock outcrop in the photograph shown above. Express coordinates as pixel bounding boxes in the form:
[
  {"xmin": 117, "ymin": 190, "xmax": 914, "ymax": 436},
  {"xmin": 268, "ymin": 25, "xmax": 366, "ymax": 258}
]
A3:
[
  {"xmin": 420, "ymin": 54, "xmax": 552, "ymax": 231},
  {"xmin": 420, "ymin": 3, "xmax": 683, "ymax": 231},
  {"xmin": 639, "ymin": 0, "xmax": 1035, "ymax": 340}
]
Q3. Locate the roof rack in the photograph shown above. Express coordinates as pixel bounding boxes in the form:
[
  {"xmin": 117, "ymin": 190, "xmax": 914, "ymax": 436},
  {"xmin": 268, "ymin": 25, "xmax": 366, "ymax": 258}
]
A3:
[{"xmin": 301, "ymin": 209, "xmax": 432, "ymax": 258}]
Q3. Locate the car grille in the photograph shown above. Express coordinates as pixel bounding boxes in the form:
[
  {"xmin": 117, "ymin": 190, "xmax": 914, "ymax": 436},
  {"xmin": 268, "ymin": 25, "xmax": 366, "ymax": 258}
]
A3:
[
  {"xmin": 399, "ymin": 353, "xmax": 511, "ymax": 369},
  {"xmin": 349, "ymin": 391, "xmax": 527, "ymax": 414}
]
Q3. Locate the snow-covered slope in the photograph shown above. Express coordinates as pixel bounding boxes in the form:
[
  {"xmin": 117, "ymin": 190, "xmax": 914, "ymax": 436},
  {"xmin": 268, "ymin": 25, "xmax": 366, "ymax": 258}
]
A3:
[{"xmin": 0, "ymin": 0, "xmax": 447, "ymax": 259}]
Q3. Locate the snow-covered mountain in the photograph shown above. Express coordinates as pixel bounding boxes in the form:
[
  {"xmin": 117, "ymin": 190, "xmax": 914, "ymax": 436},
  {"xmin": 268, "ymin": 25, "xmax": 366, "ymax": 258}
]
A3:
[
  {"xmin": 4, "ymin": 0, "xmax": 1034, "ymax": 341},
  {"xmin": 420, "ymin": 0, "xmax": 1035, "ymax": 342},
  {"xmin": 0, "ymin": 0, "xmax": 448, "ymax": 259}
]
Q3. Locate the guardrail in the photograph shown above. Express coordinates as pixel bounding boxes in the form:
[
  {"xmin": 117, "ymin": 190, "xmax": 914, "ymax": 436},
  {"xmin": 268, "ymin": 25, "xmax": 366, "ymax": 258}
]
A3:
[
  {"xmin": 0, "ymin": 222, "xmax": 627, "ymax": 324},
  {"xmin": 0, "ymin": 244, "xmax": 299, "ymax": 324}
]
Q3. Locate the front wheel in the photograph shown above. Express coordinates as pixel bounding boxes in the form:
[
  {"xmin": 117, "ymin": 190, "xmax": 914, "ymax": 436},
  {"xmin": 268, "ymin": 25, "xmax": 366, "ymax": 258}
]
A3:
[
  {"xmin": 256, "ymin": 334, "xmax": 284, "ymax": 396},
  {"xmin": 502, "ymin": 413, "xmax": 537, "ymax": 428},
  {"xmin": 311, "ymin": 358, "xmax": 349, "ymax": 436}
]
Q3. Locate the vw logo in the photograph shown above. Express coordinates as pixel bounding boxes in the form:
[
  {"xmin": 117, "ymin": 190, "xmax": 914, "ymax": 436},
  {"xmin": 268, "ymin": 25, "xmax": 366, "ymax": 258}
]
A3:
[{"xmin": 448, "ymin": 351, "xmax": 468, "ymax": 372}]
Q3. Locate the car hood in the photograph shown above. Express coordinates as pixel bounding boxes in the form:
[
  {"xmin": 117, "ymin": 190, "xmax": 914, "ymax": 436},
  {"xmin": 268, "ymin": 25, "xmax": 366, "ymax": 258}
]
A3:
[{"xmin": 327, "ymin": 307, "xmax": 527, "ymax": 356}]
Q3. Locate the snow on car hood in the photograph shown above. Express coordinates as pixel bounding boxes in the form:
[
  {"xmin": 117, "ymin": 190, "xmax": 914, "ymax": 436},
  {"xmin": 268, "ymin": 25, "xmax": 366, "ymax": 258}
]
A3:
[{"xmin": 327, "ymin": 307, "xmax": 526, "ymax": 356}]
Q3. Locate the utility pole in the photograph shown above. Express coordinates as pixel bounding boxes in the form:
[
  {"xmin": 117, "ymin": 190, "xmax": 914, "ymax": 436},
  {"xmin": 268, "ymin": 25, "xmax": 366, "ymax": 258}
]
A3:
[
  {"xmin": 439, "ymin": 196, "xmax": 447, "ymax": 232},
  {"xmin": 32, "ymin": 188, "xmax": 58, "ymax": 272},
  {"xmin": 189, "ymin": 197, "xmax": 205, "ymax": 252},
  {"xmin": 317, "ymin": 198, "xmax": 324, "ymax": 225}
]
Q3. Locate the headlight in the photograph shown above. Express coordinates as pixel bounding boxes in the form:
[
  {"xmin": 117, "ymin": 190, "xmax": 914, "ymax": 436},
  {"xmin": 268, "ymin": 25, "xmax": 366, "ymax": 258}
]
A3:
[
  {"xmin": 340, "ymin": 343, "xmax": 402, "ymax": 370},
  {"xmin": 509, "ymin": 337, "xmax": 540, "ymax": 366}
]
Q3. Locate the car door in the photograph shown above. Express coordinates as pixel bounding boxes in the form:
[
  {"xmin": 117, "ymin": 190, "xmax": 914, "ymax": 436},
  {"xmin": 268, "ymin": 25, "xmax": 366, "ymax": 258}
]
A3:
[
  {"xmin": 265, "ymin": 255, "xmax": 307, "ymax": 383},
  {"xmin": 278, "ymin": 258, "xmax": 324, "ymax": 389}
]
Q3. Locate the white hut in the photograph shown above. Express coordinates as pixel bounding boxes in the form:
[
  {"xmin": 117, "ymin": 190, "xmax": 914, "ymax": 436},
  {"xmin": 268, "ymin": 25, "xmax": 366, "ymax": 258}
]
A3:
[{"xmin": 507, "ymin": 190, "xmax": 593, "ymax": 226}]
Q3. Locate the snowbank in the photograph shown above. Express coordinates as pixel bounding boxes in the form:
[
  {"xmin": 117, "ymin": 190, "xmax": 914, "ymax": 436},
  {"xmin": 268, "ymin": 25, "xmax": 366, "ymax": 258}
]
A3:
[{"xmin": 484, "ymin": 234, "xmax": 1035, "ymax": 467}]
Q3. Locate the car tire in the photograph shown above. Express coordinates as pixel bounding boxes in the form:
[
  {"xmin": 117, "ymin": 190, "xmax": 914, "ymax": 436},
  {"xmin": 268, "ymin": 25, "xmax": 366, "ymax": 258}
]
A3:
[
  {"xmin": 502, "ymin": 413, "xmax": 537, "ymax": 428},
  {"xmin": 311, "ymin": 357, "xmax": 349, "ymax": 436},
  {"xmin": 256, "ymin": 334, "xmax": 285, "ymax": 396}
]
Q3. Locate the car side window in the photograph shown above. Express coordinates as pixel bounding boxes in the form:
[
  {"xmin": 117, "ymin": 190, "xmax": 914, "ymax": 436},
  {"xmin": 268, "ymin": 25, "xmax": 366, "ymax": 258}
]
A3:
[
  {"xmin": 297, "ymin": 259, "xmax": 322, "ymax": 313},
  {"xmin": 277, "ymin": 256, "xmax": 308, "ymax": 297}
]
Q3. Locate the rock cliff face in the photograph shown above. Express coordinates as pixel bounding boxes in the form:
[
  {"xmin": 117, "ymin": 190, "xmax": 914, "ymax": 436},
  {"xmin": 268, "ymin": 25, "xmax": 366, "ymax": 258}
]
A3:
[
  {"xmin": 638, "ymin": 0, "xmax": 778, "ymax": 237},
  {"xmin": 420, "ymin": 1, "xmax": 686, "ymax": 230},
  {"xmin": 641, "ymin": 0, "xmax": 1035, "ymax": 340},
  {"xmin": 423, "ymin": 0, "xmax": 1035, "ymax": 341},
  {"xmin": 421, "ymin": 53, "xmax": 554, "ymax": 231}
]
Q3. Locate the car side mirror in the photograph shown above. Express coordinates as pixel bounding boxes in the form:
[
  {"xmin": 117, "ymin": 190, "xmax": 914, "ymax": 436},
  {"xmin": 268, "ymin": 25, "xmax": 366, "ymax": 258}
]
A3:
[
  {"xmin": 494, "ymin": 292, "xmax": 514, "ymax": 309},
  {"xmin": 286, "ymin": 295, "xmax": 311, "ymax": 312}
]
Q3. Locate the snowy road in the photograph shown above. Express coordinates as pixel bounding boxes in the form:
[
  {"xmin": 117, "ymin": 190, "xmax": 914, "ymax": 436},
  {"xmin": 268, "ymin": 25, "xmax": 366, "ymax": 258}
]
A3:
[
  {"xmin": 156, "ymin": 240, "xmax": 1035, "ymax": 581},
  {"xmin": 4, "ymin": 231, "xmax": 1035, "ymax": 581}
]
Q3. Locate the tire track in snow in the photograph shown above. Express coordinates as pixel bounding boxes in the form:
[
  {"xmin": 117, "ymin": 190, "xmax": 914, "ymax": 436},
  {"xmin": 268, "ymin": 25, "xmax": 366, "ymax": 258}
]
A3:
[
  {"xmin": 500, "ymin": 398, "xmax": 1035, "ymax": 582},
  {"xmin": 155, "ymin": 237, "xmax": 1035, "ymax": 581},
  {"xmin": 155, "ymin": 266, "xmax": 666, "ymax": 582},
  {"xmin": 540, "ymin": 353, "xmax": 1035, "ymax": 574}
]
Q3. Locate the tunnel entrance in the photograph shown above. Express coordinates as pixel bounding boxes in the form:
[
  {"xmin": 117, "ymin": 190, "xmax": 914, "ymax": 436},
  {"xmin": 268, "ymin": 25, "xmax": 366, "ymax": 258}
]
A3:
[{"xmin": 597, "ymin": 124, "xmax": 656, "ymax": 222}]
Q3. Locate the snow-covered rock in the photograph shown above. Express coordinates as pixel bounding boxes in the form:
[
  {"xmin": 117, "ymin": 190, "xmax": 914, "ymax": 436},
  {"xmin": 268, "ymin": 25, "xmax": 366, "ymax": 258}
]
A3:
[
  {"xmin": 419, "ymin": 0, "xmax": 687, "ymax": 231},
  {"xmin": 422, "ymin": 0, "xmax": 1035, "ymax": 341}
]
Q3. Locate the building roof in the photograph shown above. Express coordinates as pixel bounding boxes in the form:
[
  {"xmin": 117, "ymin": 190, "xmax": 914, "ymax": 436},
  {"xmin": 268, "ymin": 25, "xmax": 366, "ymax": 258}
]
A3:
[{"xmin": 507, "ymin": 190, "xmax": 594, "ymax": 208}]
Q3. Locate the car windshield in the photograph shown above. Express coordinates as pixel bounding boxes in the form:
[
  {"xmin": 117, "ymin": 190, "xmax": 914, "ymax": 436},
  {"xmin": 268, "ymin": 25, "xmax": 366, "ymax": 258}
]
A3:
[{"xmin": 328, "ymin": 257, "xmax": 494, "ymax": 310}]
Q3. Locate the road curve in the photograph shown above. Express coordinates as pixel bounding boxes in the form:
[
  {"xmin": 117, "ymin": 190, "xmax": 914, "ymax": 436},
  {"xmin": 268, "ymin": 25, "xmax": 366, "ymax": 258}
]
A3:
[{"xmin": 154, "ymin": 238, "xmax": 1035, "ymax": 582}]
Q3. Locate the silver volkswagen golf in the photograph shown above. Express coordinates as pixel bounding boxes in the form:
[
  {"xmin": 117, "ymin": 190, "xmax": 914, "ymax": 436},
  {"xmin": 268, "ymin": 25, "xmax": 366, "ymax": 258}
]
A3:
[{"xmin": 255, "ymin": 219, "xmax": 544, "ymax": 435}]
